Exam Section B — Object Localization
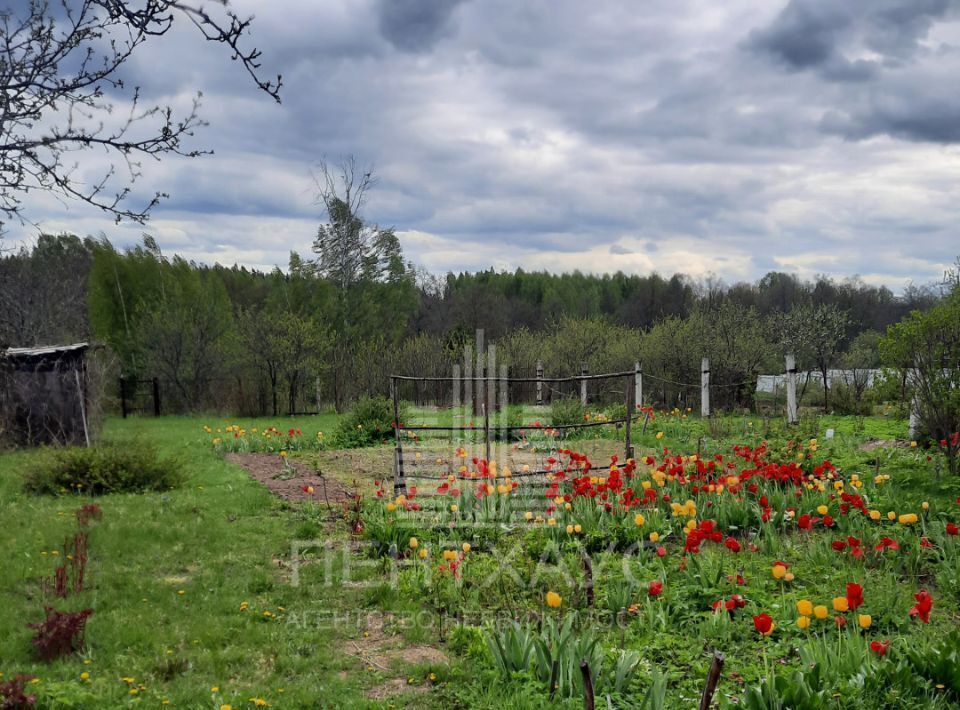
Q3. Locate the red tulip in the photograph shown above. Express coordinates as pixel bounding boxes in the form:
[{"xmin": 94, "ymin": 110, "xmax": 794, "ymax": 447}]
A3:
[
  {"xmin": 870, "ymin": 640, "xmax": 890, "ymax": 657},
  {"xmin": 909, "ymin": 590, "xmax": 933, "ymax": 623},
  {"xmin": 846, "ymin": 583, "xmax": 864, "ymax": 611},
  {"xmin": 648, "ymin": 580, "xmax": 663, "ymax": 597},
  {"xmin": 752, "ymin": 613, "xmax": 774, "ymax": 636}
]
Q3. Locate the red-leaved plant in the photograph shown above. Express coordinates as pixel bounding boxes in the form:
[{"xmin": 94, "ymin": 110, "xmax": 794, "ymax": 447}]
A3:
[
  {"xmin": 28, "ymin": 607, "xmax": 93, "ymax": 661},
  {"xmin": 76, "ymin": 503, "xmax": 103, "ymax": 527},
  {"xmin": 0, "ymin": 674, "xmax": 37, "ymax": 708}
]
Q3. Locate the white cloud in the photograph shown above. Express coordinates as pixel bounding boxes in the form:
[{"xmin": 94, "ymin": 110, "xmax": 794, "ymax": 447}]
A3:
[{"xmin": 8, "ymin": 0, "xmax": 959, "ymax": 291}]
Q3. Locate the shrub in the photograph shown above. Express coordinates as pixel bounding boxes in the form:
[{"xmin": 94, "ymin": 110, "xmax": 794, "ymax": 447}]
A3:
[
  {"xmin": 332, "ymin": 396, "xmax": 404, "ymax": 448},
  {"xmin": 549, "ymin": 398, "xmax": 586, "ymax": 431},
  {"xmin": 24, "ymin": 444, "xmax": 184, "ymax": 495},
  {"xmin": 28, "ymin": 607, "xmax": 93, "ymax": 661},
  {"xmin": 829, "ymin": 381, "xmax": 875, "ymax": 416}
]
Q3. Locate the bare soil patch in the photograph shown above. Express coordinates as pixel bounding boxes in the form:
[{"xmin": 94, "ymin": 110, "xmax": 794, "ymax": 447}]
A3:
[
  {"xmin": 858, "ymin": 439, "xmax": 913, "ymax": 452},
  {"xmin": 366, "ymin": 678, "xmax": 429, "ymax": 700},
  {"xmin": 336, "ymin": 614, "xmax": 448, "ymax": 700},
  {"xmin": 225, "ymin": 453, "xmax": 355, "ymax": 504}
]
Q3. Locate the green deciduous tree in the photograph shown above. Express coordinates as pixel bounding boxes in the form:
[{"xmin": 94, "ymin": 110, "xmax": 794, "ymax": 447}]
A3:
[
  {"xmin": 881, "ymin": 291, "xmax": 960, "ymax": 475},
  {"xmin": 773, "ymin": 303, "xmax": 850, "ymax": 410}
]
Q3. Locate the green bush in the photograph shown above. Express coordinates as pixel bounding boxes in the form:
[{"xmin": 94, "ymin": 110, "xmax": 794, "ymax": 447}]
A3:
[
  {"xmin": 549, "ymin": 398, "xmax": 585, "ymax": 428},
  {"xmin": 24, "ymin": 444, "xmax": 184, "ymax": 495},
  {"xmin": 332, "ymin": 396, "xmax": 404, "ymax": 448},
  {"xmin": 829, "ymin": 381, "xmax": 875, "ymax": 416}
]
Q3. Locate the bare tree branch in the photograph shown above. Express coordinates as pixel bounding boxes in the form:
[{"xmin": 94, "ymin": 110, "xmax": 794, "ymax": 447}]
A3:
[{"xmin": 0, "ymin": 0, "xmax": 281, "ymax": 231}]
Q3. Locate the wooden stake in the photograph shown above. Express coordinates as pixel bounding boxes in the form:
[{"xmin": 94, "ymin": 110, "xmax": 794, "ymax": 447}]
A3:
[
  {"xmin": 75, "ymin": 369, "xmax": 90, "ymax": 447},
  {"xmin": 536, "ymin": 360, "xmax": 544, "ymax": 406},
  {"xmin": 701, "ymin": 357, "xmax": 710, "ymax": 418},
  {"xmin": 698, "ymin": 650, "xmax": 725, "ymax": 710},
  {"xmin": 786, "ymin": 353, "xmax": 798, "ymax": 425},
  {"xmin": 580, "ymin": 659, "xmax": 596, "ymax": 710}
]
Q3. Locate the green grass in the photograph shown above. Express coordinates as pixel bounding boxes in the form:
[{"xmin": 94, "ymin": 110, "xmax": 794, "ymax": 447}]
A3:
[
  {"xmin": 1, "ymin": 412, "xmax": 957, "ymax": 708},
  {"xmin": 0, "ymin": 414, "xmax": 441, "ymax": 708}
]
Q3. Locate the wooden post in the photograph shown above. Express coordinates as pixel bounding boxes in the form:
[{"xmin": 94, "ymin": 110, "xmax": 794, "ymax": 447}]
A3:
[
  {"xmin": 579, "ymin": 659, "xmax": 596, "ymax": 710},
  {"xmin": 475, "ymin": 329, "xmax": 485, "ymax": 417},
  {"xmin": 74, "ymin": 369, "xmax": 90, "ymax": 447},
  {"xmin": 152, "ymin": 377, "xmax": 161, "ymax": 416},
  {"xmin": 580, "ymin": 364, "xmax": 588, "ymax": 407},
  {"xmin": 119, "ymin": 376, "xmax": 128, "ymax": 418},
  {"xmin": 390, "ymin": 377, "xmax": 405, "ymax": 495},
  {"xmin": 634, "ymin": 361, "xmax": 643, "ymax": 408},
  {"xmin": 625, "ymin": 372, "xmax": 634, "ymax": 461},
  {"xmin": 701, "ymin": 357, "xmax": 710, "ymax": 418},
  {"xmin": 536, "ymin": 360, "xmax": 544, "ymax": 406},
  {"xmin": 453, "ymin": 363, "xmax": 461, "ymax": 456},
  {"xmin": 698, "ymin": 650, "xmax": 725, "ymax": 710},
  {"xmin": 786, "ymin": 353, "xmax": 798, "ymax": 425},
  {"xmin": 484, "ymin": 344, "xmax": 493, "ymax": 464},
  {"xmin": 499, "ymin": 363, "xmax": 509, "ymax": 454},
  {"xmin": 464, "ymin": 343, "xmax": 473, "ymax": 429}
]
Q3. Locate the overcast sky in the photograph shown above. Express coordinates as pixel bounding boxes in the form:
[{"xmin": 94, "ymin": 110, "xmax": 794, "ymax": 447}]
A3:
[{"xmin": 14, "ymin": 0, "xmax": 960, "ymax": 289}]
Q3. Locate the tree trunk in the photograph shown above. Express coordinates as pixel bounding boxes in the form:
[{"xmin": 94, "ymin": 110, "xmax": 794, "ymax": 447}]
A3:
[{"xmin": 821, "ymin": 365, "xmax": 829, "ymax": 410}]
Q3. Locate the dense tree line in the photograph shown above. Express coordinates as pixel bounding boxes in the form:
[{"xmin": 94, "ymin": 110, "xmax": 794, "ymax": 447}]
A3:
[{"xmin": 0, "ymin": 231, "xmax": 945, "ymax": 415}]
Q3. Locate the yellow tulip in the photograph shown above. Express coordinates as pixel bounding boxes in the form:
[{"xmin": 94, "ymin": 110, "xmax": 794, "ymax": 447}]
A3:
[
  {"xmin": 545, "ymin": 591, "xmax": 562, "ymax": 608},
  {"xmin": 833, "ymin": 597, "xmax": 849, "ymax": 613},
  {"xmin": 796, "ymin": 600, "xmax": 813, "ymax": 617},
  {"xmin": 814, "ymin": 605, "xmax": 829, "ymax": 620},
  {"xmin": 634, "ymin": 513, "xmax": 646, "ymax": 527},
  {"xmin": 858, "ymin": 614, "xmax": 872, "ymax": 629},
  {"xmin": 772, "ymin": 564, "xmax": 787, "ymax": 580},
  {"xmin": 797, "ymin": 616, "xmax": 811, "ymax": 630}
]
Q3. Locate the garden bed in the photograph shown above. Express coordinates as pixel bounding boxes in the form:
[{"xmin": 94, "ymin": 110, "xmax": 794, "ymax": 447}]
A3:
[{"xmin": 225, "ymin": 452, "xmax": 355, "ymax": 504}]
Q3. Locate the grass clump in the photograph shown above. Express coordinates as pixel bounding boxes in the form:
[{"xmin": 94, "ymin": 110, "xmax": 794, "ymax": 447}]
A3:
[{"xmin": 23, "ymin": 443, "xmax": 184, "ymax": 495}]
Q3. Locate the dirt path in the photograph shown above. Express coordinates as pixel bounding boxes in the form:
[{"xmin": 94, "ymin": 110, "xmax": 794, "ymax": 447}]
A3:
[{"xmin": 225, "ymin": 452, "xmax": 356, "ymax": 504}]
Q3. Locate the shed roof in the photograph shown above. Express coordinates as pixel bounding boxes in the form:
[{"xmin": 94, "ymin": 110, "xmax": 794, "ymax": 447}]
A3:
[{"xmin": 4, "ymin": 342, "xmax": 91, "ymax": 358}]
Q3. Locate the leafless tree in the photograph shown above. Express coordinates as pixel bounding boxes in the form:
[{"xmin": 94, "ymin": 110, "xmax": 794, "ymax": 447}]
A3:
[{"xmin": 0, "ymin": 0, "xmax": 281, "ymax": 232}]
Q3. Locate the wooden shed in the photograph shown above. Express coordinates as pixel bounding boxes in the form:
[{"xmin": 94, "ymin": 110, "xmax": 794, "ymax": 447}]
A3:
[{"xmin": 0, "ymin": 342, "xmax": 95, "ymax": 446}]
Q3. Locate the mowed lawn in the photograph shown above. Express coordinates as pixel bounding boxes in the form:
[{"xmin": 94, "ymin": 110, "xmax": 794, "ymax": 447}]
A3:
[{"xmin": 0, "ymin": 414, "xmax": 452, "ymax": 709}]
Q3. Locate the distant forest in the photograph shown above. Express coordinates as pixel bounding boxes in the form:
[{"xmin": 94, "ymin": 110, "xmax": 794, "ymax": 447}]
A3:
[{"xmin": 0, "ymin": 233, "xmax": 946, "ymax": 415}]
